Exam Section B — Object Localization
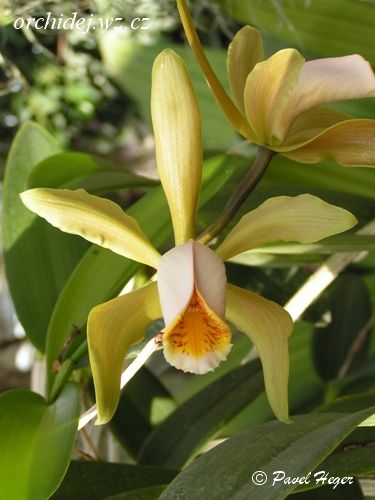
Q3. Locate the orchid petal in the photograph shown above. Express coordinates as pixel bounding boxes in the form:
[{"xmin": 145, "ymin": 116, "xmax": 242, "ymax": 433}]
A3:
[
  {"xmin": 279, "ymin": 119, "xmax": 375, "ymax": 167},
  {"xmin": 283, "ymin": 106, "xmax": 351, "ymax": 145},
  {"xmin": 244, "ymin": 48, "xmax": 304, "ymax": 144},
  {"xmin": 279, "ymin": 55, "xmax": 375, "ymax": 139},
  {"xmin": 157, "ymin": 240, "xmax": 227, "ymax": 327},
  {"xmin": 226, "ymin": 284, "xmax": 293, "ymax": 423},
  {"xmin": 87, "ymin": 282, "xmax": 161, "ymax": 424},
  {"xmin": 216, "ymin": 194, "xmax": 357, "ymax": 261},
  {"xmin": 227, "ymin": 25, "xmax": 264, "ymax": 115},
  {"xmin": 152, "ymin": 50, "xmax": 201, "ymax": 245},
  {"xmin": 176, "ymin": 0, "xmax": 253, "ymax": 139},
  {"xmin": 20, "ymin": 188, "xmax": 161, "ymax": 268},
  {"xmin": 163, "ymin": 287, "xmax": 232, "ymax": 375},
  {"xmin": 157, "ymin": 240, "xmax": 230, "ymax": 375}
]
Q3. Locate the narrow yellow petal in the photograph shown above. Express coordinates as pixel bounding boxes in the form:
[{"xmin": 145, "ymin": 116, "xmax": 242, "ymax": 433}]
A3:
[
  {"xmin": 152, "ymin": 50, "xmax": 201, "ymax": 245},
  {"xmin": 21, "ymin": 188, "xmax": 161, "ymax": 268},
  {"xmin": 163, "ymin": 287, "xmax": 232, "ymax": 375},
  {"xmin": 88, "ymin": 282, "xmax": 161, "ymax": 424},
  {"xmin": 278, "ymin": 119, "xmax": 375, "ymax": 167},
  {"xmin": 227, "ymin": 25, "xmax": 264, "ymax": 115},
  {"xmin": 176, "ymin": 0, "xmax": 253, "ymax": 139},
  {"xmin": 244, "ymin": 48, "xmax": 304, "ymax": 144},
  {"xmin": 216, "ymin": 194, "xmax": 357, "ymax": 261},
  {"xmin": 226, "ymin": 284, "xmax": 293, "ymax": 423}
]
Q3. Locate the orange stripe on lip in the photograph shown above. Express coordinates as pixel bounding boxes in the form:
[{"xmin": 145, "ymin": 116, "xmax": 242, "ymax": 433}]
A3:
[{"xmin": 162, "ymin": 287, "xmax": 232, "ymax": 374}]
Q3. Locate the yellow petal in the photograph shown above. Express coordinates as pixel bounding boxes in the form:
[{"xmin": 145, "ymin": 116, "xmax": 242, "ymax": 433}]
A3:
[
  {"xmin": 226, "ymin": 284, "xmax": 293, "ymax": 423},
  {"xmin": 216, "ymin": 194, "xmax": 357, "ymax": 261},
  {"xmin": 227, "ymin": 25, "xmax": 264, "ymax": 115},
  {"xmin": 279, "ymin": 119, "xmax": 375, "ymax": 167},
  {"xmin": 279, "ymin": 54, "xmax": 375, "ymax": 139},
  {"xmin": 88, "ymin": 282, "xmax": 161, "ymax": 424},
  {"xmin": 176, "ymin": 0, "xmax": 253, "ymax": 139},
  {"xmin": 244, "ymin": 48, "xmax": 304, "ymax": 144},
  {"xmin": 283, "ymin": 106, "xmax": 351, "ymax": 145},
  {"xmin": 152, "ymin": 50, "xmax": 201, "ymax": 245},
  {"xmin": 21, "ymin": 188, "xmax": 161, "ymax": 268}
]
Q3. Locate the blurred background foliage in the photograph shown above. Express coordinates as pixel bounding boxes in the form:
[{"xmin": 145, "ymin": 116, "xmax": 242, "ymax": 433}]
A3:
[{"xmin": 0, "ymin": 1, "xmax": 375, "ymax": 498}]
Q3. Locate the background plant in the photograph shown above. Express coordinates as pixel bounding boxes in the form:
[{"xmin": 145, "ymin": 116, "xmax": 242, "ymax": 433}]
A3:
[{"xmin": 0, "ymin": 1, "xmax": 374, "ymax": 499}]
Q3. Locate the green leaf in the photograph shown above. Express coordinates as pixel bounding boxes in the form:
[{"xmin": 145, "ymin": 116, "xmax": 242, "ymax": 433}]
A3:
[
  {"xmin": 138, "ymin": 360, "xmax": 264, "ymax": 468},
  {"xmin": 293, "ymin": 480, "xmax": 364, "ymax": 499},
  {"xmin": 2, "ymin": 122, "xmax": 88, "ymax": 351},
  {"xmin": 46, "ymin": 155, "xmax": 242, "ymax": 395},
  {"xmin": 313, "ymin": 275, "xmax": 372, "ymax": 382},
  {"xmin": 100, "ymin": 35, "xmax": 237, "ymax": 151},
  {"xmin": 103, "ymin": 485, "xmax": 167, "ymax": 500},
  {"xmin": 160, "ymin": 408, "xmax": 374, "ymax": 500},
  {"xmin": 265, "ymin": 155, "xmax": 375, "ymax": 201},
  {"xmin": 28, "ymin": 152, "xmax": 156, "ymax": 193},
  {"xmin": 220, "ymin": 0, "xmax": 375, "ymax": 64},
  {"xmin": 318, "ymin": 431, "xmax": 375, "ymax": 481},
  {"xmin": 0, "ymin": 384, "xmax": 80, "ymax": 500},
  {"xmin": 233, "ymin": 235, "xmax": 375, "ymax": 257},
  {"xmin": 53, "ymin": 461, "xmax": 176, "ymax": 500},
  {"xmin": 109, "ymin": 366, "xmax": 177, "ymax": 457}
]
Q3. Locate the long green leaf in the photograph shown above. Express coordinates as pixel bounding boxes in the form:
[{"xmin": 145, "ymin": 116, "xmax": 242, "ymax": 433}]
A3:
[
  {"xmin": 293, "ymin": 481, "xmax": 363, "ymax": 499},
  {"xmin": 138, "ymin": 360, "xmax": 263, "ymax": 468},
  {"xmin": 2, "ymin": 122, "xmax": 88, "ymax": 351},
  {"xmin": 220, "ymin": 0, "xmax": 375, "ymax": 64},
  {"xmin": 53, "ymin": 461, "xmax": 176, "ymax": 500},
  {"xmin": 103, "ymin": 485, "xmax": 167, "ymax": 500},
  {"xmin": 28, "ymin": 152, "xmax": 156, "ymax": 193},
  {"xmin": 313, "ymin": 275, "xmax": 372, "ymax": 382},
  {"xmin": 160, "ymin": 408, "xmax": 375, "ymax": 500},
  {"xmin": 0, "ymin": 384, "xmax": 80, "ymax": 500}
]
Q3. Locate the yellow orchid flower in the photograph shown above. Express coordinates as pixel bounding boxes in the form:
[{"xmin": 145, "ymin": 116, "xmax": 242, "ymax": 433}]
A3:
[
  {"xmin": 21, "ymin": 50, "xmax": 357, "ymax": 426},
  {"xmin": 177, "ymin": 0, "xmax": 375, "ymax": 167}
]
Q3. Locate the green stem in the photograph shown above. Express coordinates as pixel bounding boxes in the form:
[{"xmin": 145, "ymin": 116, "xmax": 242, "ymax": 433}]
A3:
[
  {"xmin": 48, "ymin": 340, "xmax": 88, "ymax": 403},
  {"xmin": 198, "ymin": 146, "xmax": 275, "ymax": 245}
]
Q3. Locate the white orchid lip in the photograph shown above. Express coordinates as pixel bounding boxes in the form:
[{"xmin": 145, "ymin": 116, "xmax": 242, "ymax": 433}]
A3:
[{"xmin": 157, "ymin": 240, "xmax": 231, "ymax": 374}]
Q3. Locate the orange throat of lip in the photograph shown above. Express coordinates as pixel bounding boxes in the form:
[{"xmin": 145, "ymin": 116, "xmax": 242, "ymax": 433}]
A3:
[{"xmin": 162, "ymin": 287, "xmax": 232, "ymax": 374}]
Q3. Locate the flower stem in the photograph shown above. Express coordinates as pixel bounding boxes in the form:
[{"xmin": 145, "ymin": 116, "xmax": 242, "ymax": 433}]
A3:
[{"xmin": 198, "ymin": 146, "xmax": 275, "ymax": 245}]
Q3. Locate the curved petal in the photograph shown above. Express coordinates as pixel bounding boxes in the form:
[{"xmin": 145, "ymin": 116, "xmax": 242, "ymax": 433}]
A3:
[
  {"xmin": 280, "ymin": 55, "xmax": 375, "ymax": 137},
  {"xmin": 20, "ymin": 188, "xmax": 161, "ymax": 268},
  {"xmin": 158, "ymin": 240, "xmax": 230, "ymax": 375},
  {"xmin": 87, "ymin": 282, "xmax": 162, "ymax": 424},
  {"xmin": 244, "ymin": 48, "xmax": 304, "ymax": 144},
  {"xmin": 226, "ymin": 284, "xmax": 293, "ymax": 423},
  {"xmin": 157, "ymin": 240, "xmax": 226, "ymax": 326},
  {"xmin": 152, "ymin": 50, "xmax": 201, "ymax": 245},
  {"xmin": 283, "ymin": 106, "xmax": 351, "ymax": 145},
  {"xmin": 216, "ymin": 194, "xmax": 357, "ymax": 261},
  {"xmin": 176, "ymin": 0, "xmax": 253, "ymax": 139},
  {"xmin": 279, "ymin": 119, "xmax": 375, "ymax": 167},
  {"xmin": 227, "ymin": 25, "xmax": 264, "ymax": 115},
  {"xmin": 163, "ymin": 287, "xmax": 232, "ymax": 375}
]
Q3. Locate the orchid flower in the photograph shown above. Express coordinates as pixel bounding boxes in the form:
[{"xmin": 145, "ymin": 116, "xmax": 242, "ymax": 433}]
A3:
[
  {"xmin": 177, "ymin": 0, "xmax": 375, "ymax": 167},
  {"xmin": 21, "ymin": 50, "xmax": 357, "ymax": 425}
]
